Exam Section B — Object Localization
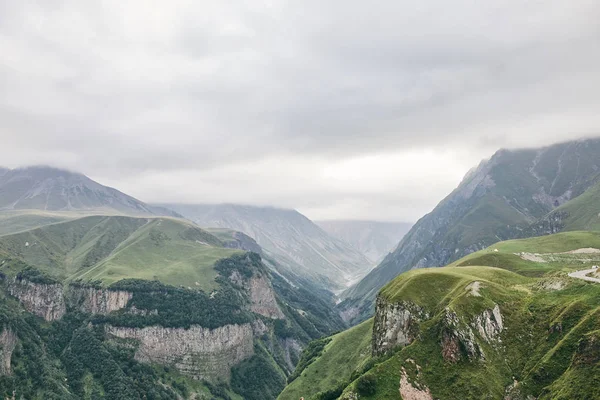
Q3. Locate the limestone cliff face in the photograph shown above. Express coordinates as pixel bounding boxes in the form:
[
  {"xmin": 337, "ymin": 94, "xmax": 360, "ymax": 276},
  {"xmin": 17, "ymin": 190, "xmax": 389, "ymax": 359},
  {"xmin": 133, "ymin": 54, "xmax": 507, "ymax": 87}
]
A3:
[
  {"xmin": 69, "ymin": 287, "xmax": 132, "ymax": 314},
  {"xmin": 442, "ymin": 304, "xmax": 504, "ymax": 363},
  {"xmin": 372, "ymin": 296, "xmax": 429, "ymax": 355},
  {"xmin": 8, "ymin": 279, "xmax": 133, "ymax": 321},
  {"xmin": 0, "ymin": 328, "xmax": 17, "ymax": 375},
  {"xmin": 248, "ymin": 275, "xmax": 285, "ymax": 319},
  {"xmin": 8, "ymin": 279, "xmax": 66, "ymax": 321},
  {"xmin": 106, "ymin": 323, "xmax": 254, "ymax": 381},
  {"xmin": 373, "ymin": 295, "xmax": 504, "ymax": 362},
  {"xmin": 229, "ymin": 270, "xmax": 284, "ymax": 319}
]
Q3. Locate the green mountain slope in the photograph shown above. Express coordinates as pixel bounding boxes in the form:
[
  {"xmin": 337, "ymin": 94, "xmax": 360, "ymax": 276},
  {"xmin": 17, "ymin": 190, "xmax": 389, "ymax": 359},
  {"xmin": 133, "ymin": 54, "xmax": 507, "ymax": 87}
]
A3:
[
  {"xmin": 278, "ymin": 319, "xmax": 373, "ymax": 400},
  {"xmin": 0, "ymin": 215, "xmax": 235, "ymax": 291},
  {"xmin": 0, "ymin": 213, "xmax": 348, "ymax": 399},
  {"xmin": 341, "ymin": 138, "xmax": 600, "ymax": 322},
  {"xmin": 289, "ymin": 231, "xmax": 600, "ymax": 400},
  {"xmin": 534, "ymin": 179, "xmax": 600, "ymax": 233}
]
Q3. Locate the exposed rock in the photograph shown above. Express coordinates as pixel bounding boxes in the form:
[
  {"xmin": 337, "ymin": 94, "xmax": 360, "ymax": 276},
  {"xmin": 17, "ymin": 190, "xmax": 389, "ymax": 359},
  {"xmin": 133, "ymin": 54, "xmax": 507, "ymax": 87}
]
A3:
[
  {"xmin": 466, "ymin": 281, "xmax": 482, "ymax": 297},
  {"xmin": 106, "ymin": 323, "xmax": 254, "ymax": 381},
  {"xmin": 252, "ymin": 319, "xmax": 269, "ymax": 337},
  {"xmin": 339, "ymin": 306, "xmax": 360, "ymax": 323},
  {"xmin": 399, "ymin": 367, "xmax": 433, "ymax": 400},
  {"xmin": 69, "ymin": 287, "xmax": 132, "ymax": 314},
  {"xmin": 0, "ymin": 328, "xmax": 17, "ymax": 375},
  {"xmin": 441, "ymin": 308, "xmax": 481, "ymax": 362},
  {"xmin": 473, "ymin": 304, "xmax": 504, "ymax": 343},
  {"xmin": 441, "ymin": 330, "xmax": 461, "ymax": 363},
  {"xmin": 280, "ymin": 337, "xmax": 303, "ymax": 372},
  {"xmin": 248, "ymin": 275, "xmax": 285, "ymax": 319},
  {"xmin": 372, "ymin": 297, "xmax": 428, "ymax": 355},
  {"xmin": 8, "ymin": 279, "xmax": 66, "ymax": 321}
]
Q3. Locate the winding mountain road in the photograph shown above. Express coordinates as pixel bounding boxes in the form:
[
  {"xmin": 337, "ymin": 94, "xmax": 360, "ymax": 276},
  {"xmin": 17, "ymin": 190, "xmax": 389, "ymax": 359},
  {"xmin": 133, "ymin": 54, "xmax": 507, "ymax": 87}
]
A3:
[{"xmin": 568, "ymin": 268, "xmax": 600, "ymax": 283}]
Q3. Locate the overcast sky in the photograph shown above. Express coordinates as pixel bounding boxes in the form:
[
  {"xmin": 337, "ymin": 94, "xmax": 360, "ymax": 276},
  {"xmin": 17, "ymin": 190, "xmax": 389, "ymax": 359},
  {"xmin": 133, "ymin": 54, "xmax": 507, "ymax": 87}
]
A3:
[{"xmin": 1, "ymin": 1, "xmax": 600, "ymax": 222}]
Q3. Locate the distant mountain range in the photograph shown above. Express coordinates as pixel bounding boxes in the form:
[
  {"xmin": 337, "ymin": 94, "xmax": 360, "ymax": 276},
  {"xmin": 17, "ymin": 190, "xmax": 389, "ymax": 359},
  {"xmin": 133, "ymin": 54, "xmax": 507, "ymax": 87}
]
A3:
[
  {"xmin": 316, "ymin": 220, "xmax": 412, "ymax": 263},
  {"xmin": 341, "ymin": 138, "xmax": 600, "ymax": 322},
  {"xmin": 159, "ymin": 203, "xmax": 373, "ymax": 290},
  {"xmin": 0, "ymin": 166, "xmax": 178, "ymax": 217}
]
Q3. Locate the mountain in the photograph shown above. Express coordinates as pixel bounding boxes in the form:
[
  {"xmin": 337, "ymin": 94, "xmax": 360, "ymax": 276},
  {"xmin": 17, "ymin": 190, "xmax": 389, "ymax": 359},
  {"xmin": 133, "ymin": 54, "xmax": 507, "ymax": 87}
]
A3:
[
  {"xmin": 532, "ymin": 179, "xmax": 600, "ymax": 233},
  {"xmin": 159, "ymin": 204, "xmax": 373, "ymax": 290},
  {"xmin": 340, "ymin": 138, "xmax": 600, "ymax": 321},
  {"xmin": 0, "ymin": 214, "xmax": 346, "ymax": 399},
  {"xmin": 0, "ymin": 166, "xmax": 179, "ymax": 217},
  {"xmin": 316, "ymin": 220, "xmax": 412, "ymax": 263},
  {"xmin": 279, "ymin": 231, "xmax": 600, "ymax": 400}
]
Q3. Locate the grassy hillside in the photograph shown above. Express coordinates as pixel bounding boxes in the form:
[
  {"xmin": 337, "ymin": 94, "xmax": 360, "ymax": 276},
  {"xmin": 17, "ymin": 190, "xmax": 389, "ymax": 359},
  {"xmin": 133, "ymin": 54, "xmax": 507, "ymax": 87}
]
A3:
[
  {"xmin": 0, "ymin": 210, "xmax": 75, "ymax": 236},
  {"xmin": 545, "ymin": 179, "xmax": 600, "ymax": 231},
  {"xmin": 0, "ymin": 215, "xmax": 240, "ymax": 291},
  {"xmin": 278, "ymin": 319, "xmax": 373, "ymax": 400},
  {"xmin": 287, "ymin": 231, "xmax": 600, "ymax": 400},
  {"xmin": 341, "ymin": 139, "xmax": 600, "ymax": 322}
]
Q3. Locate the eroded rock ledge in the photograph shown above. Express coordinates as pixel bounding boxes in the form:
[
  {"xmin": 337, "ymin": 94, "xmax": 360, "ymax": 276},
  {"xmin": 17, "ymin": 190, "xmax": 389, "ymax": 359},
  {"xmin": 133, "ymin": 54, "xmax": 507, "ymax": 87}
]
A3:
[
  {"xmin": 372, "ymin": 297, "xmax": 429, "ymax": 355},
  {"xmin": 106, "ymin": 323, "xmax": 254, "ymax": 381}
]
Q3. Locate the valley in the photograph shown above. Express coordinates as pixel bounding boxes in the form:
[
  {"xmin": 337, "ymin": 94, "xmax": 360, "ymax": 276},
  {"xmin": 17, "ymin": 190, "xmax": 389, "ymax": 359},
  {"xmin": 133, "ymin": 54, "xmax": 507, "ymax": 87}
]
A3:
[{"xmin": 0, "ymin": 138, "xmax": 599, "ymax": 400}]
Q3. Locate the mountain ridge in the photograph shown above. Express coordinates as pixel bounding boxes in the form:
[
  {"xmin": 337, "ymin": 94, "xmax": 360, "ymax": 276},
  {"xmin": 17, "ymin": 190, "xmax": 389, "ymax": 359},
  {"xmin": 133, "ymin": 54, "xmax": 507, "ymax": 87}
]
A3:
[
  {"xmin": 0, "ymin": 166, "xmax": 180, "ymax": 217},
  {"xmin": 340, "ymin": 138, "xmax": 600, "ymax": 322}
]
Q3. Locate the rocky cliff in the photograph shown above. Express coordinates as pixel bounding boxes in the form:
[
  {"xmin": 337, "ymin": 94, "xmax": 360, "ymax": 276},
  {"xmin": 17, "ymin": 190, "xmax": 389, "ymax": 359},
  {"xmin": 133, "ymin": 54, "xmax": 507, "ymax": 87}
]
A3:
[
  {"xmin": 8, "ymin": 279, "xmax": 66, "ymax": 321},
  {"xmin": 372, "ymin": 295, "xmax": 504, "ymax": 360},
  {"xmin": 0, "ymin": 328, "xmax": 17, "ymax": 375},
  {"xmin": 8, "ymin": 279, "xmax": 133, "ymax": 321},
  {"xmin": 372, "ymin": 297, "xmax": 428, "ymax": 355},
  {"xmin": 342, "ymin": 138, "xmax": 600, "ymax": 321},
  {"xmin": 69, "ymin": 286, "xmax": 132, "ymax": 314},
  {"xmin": 106, "ymin": 323, "xmax": 254, "ymax": 381},
  {"xmin": 248, "ymin": 275, "xmax": 285, "ymax": 319}
]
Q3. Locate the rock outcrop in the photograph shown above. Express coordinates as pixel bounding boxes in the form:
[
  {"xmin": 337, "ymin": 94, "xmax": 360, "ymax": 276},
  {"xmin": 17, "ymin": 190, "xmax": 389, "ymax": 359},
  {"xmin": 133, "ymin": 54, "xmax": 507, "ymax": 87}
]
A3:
[
  {"xmin": 372, "ymin": 297, "xmax": 428, "ymax": 355},
  {"xmin": 441, "ymin": 308, "xmax": 481, "ymax": 362},
  {"xmin": 248, "ymin": 275, "xmax": 285, "ymax": 319},
  {"xmin": 69, "ymin": 287, "xmax": 132, "ymax": 314},
  {"xmin": 399, "ymin": 366, "xmax": 433, "ymax": 400},
  {"xmin": 106, "ymin": 323, "xmax": 254, "ymax": 381},
  {"xmin": 473, "ymin": 304, "xmax": 503, "ymax": 343},
  {"xmin": 8, "ymin": 279, "xmax": 66, "ymax": 321},
  {"xmin": 0, "ymin": 328, "xmax": 17, "ymax": 375}
]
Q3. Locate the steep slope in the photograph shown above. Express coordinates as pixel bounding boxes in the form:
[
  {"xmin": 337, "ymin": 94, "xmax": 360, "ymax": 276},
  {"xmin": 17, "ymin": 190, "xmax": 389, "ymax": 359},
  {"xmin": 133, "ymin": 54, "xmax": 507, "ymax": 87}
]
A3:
[
  {"xmin": 0, "ymin": 166, "xmax": 179, "ymax": 217},
  {"xmin": 284, "ymin": 231, "xmax": 600, "ymax": 400},
  {"xmin": 315, "ymin": 220, "xmax": 412, "ymax": 263},
  {"xmin": 0, "ymin": 215, "xmax": 235, "ymax": 291},
  {"xmin": 159, "ymin": 204, "xmax": 372, "ymax": 290},
  {"xmin": 341, "ymin": 138, "xmax": 600, "ymax": 320},
  {"xmin": 532, "ymin": 179, "xmax": 600, "ymax": 233},
  {"xmin": 0, "ymin": 215, "xmax": 346, "ymax": 399}
]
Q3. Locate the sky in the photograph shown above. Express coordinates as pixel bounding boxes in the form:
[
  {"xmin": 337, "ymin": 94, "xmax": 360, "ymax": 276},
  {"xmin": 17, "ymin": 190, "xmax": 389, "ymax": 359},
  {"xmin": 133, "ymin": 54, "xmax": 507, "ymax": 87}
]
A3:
[{"xmin": 1, "ymin": 0, "xmax": 600, "ymax": 222}]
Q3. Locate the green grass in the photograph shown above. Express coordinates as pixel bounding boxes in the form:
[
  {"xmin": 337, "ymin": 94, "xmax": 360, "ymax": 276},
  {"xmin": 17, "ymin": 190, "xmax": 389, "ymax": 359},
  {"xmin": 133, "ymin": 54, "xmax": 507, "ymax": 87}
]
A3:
[
  {"xmin": 0, "ymin": 210, "xmax": 76, "ymax": 236},
  {"xmin": 489, "ymin": 231, "xmax": 600, "ymax": 253},
  {"xmin": 551, "ymin": 180, "xmax": 600, "ymax": 231},
  {"xmin": 291, "ymin": 231, "xmax": 600, "ymax": 399},
  {"xmin": 278, "ymin": 319, "xmax": 373, "ymax": 400},
  {"xmin": 0, "ymin": 215, "xmax": 240, "ymax": 292}
]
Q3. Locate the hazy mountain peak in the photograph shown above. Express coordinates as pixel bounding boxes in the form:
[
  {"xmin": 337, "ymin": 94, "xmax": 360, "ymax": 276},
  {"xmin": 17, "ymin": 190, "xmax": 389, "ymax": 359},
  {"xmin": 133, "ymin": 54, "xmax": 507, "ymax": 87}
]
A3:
[
  {"xmin": 0, "ymin": 166, "xmax": 177, "ymax": 217},
  {"xmin": 316, "ymin": 220, "xmax": 412, "ymax": 263}
]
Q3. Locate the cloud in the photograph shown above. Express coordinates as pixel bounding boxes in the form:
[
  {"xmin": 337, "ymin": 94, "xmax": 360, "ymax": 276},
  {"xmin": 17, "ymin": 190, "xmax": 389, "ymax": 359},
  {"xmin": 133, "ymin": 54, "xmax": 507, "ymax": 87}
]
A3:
[{"xmin": 1, "ymin": 0, "xmax": 599, "ymax": 221}]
